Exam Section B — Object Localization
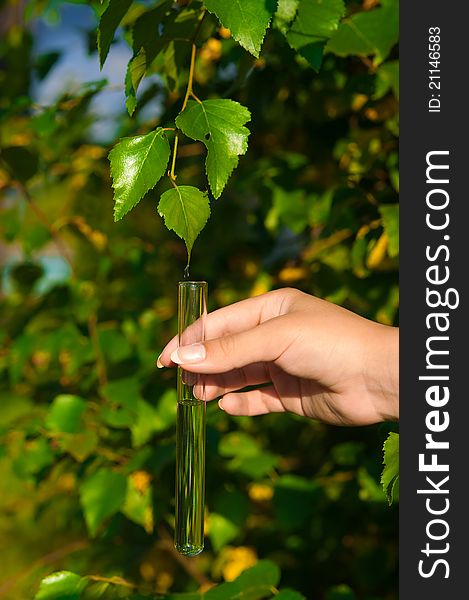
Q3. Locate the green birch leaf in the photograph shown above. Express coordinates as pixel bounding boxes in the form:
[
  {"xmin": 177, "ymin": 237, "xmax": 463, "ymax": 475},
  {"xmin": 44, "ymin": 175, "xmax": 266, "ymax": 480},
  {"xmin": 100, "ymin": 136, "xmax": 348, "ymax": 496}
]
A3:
[
  {"xmin": 124, "ymin": 1, "xmax": 172, "ymax": 111},
  {"xmin": 124, "ymin": 51, "xmax": 145, "ymax": 116},
  {"xmin": 13, "ymin": 437, "xmax": 55, "ymax": 478},
  {"xmin": 235, "ymin": 560, "xmax": 280, "ymax": 588},
  {"xmin": 164, "ymin": 41, "xmax": 189, "ymax": 93},
  {"xmin": 46, "ymin": 394, "xmax": 87, "ymax": 434},
  {"xmin": 209, "ymin": 513, "xmax": 240, "ymax": 552},
  {"xmin": 98, "ymin": 0, "xmax": 133, "ymax": 68},
  {"xmin": 190, "ymin": 559, "xmax": 280, "ymax": 600},
  {"xmin": 125, "ymin": 3, "xmax": 205, "ymax": 112},
  {"xmin": 131, "ymin": 399, "xmax": 159, "ymax": 448},
  {"xmin": 131, "ymin": 2, "xmax": 172, "ymax": 58},
  {"xmin": 286, "ymin": 0, "xmax": 344, "ymax": 70},
  {"xmin": 379, "ymin": 204, "xmax": 399, "ymax": 257},
  {"xmin": 157, "ymin": 185, "xmax": 210, "ymax": 260},
  {"xmin": 175, "ymin": 99, "xmax": 251, "ymax": 198},
  {"xmin": 374, "ymin": 60, "xmax": 399, "ymax": 100},
  {"xmin": 109, "ymin": 127, "xmax": 171, "ymax": 221},
  {"xmin": 203, "ymin": 0, "xmax": 277, "ymax": 57},
  {"xmin": 266, "ymin": 186, "xmax": 310, "ymax": 234},
  {"xmin": 381, "ymin": 432, "xmax": 399, "ymax": 505},
  {"xmin": 325, "ymin": 585, "xmax": 357, "ymax": 600},
  {"xmin": 326, "ymin": 5, "xmax": 399, "ymax": 64},
  {"xmin": 79, "ymin": 468, "xmax": 127, "ymax": 536},
  {"xmin": 35, "ymin": 571, "xmax": 88, "ymax": 600},
  {"xmin": 274, "ymin": 0, "xmax": 299, "ymax": 35},
  {"xmin": 121, "ymin": 474, "xmax": 154, "ymax": 533},
  {"xmin": 59, "ymin": 431, "xmax": 98, "ymax": 463}
]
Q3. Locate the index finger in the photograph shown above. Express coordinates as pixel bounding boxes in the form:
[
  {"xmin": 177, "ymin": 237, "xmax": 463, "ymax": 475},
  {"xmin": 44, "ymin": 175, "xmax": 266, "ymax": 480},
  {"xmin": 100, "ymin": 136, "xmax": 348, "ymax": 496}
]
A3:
[{"xmin": 157, "ymin": 288, "xmax": 290, "ymax": 367}]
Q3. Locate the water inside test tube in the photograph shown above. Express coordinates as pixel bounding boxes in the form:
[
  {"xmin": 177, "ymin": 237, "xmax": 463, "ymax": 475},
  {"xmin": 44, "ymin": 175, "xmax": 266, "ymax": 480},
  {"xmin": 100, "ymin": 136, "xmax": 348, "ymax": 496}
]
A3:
[{"xmin": 174, "ymin": 281, "xmax": 207, "ymax": 556}]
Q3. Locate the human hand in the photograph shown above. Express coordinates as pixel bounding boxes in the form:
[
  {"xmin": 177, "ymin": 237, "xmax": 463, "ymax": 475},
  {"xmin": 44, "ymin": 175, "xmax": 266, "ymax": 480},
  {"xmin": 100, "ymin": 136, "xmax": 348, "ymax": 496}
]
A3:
[{"xmin": 158, "ymin": 288, "xmax": 399, "ymax": 426}]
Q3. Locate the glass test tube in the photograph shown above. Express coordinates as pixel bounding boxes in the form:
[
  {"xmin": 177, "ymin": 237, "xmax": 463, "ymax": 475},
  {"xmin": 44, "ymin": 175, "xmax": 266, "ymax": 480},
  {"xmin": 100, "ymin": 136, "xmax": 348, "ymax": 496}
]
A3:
[{"xmin": 174, "ymin": 281, "xmax": 207, "ymax": 556}]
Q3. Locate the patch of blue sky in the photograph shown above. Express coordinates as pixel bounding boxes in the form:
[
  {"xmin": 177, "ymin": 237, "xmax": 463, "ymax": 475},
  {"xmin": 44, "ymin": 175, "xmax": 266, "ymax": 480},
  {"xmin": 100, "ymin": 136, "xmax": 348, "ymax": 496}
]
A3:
[
  {"xmin": 2, "ymin": 255, "xmax": 71, "ymax": 295},
  {"xmin": 30, "ymin": 3, "xmax": 161, "ymax": 142}
]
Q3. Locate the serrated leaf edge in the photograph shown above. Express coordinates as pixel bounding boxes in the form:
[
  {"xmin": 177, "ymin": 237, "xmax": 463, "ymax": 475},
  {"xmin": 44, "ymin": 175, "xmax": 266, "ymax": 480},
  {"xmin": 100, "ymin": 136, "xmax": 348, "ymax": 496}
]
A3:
[
  {"xmin": 285, "ymin": 0, "xmax": 345, "ymax": 70},
  {"xmin": 175, "ymin": 99, "xmax": 251, "ymax": 199},
  {"xmin": 380, "ymin": 431, "xmax": 399, "ymax": 505},
  {"xmin": 109, "ymin": 128, "xmax": 170, "ymax": 221},
  {"xmin": 157, "ymin": 185, "xmax": 211, "ymax": 258},
  {"xmin": 98, "ymin": 0, "xmax": 133, "ymax": 69},
  {"xmin": 204, "ymin": 0, "xmax": 273, "ymax": 57}
]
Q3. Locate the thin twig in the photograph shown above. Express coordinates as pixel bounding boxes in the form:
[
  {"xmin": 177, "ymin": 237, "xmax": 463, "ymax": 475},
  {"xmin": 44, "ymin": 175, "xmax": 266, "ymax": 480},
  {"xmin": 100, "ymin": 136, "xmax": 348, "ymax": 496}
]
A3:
[
  {"xmin": 0, "ymin": 540, "xmax": 88, "ymax": 597},
  {"xmin": 14, "ymin": 181, "xmax": 75, "ymax": 275},
  {"xmin": 13, "ymin": 181, "xmax": 108, "ymax": 390},
  {"xmin": 169, "ymin": 43, "xmax": 197, "ymax": 182},
  {"xmin": 181, "ymin": 43, "xmax": 197, "ymax": 111},
  {"xmin": 87, "ymin": 313, "xmax": 107, "ymax": 388},
  {"xmin": 169, "ymin": 10, "xmax": 206, "ymax": 182},
  {"xmin": 88, "ymin": 575, "xmax": 136, "ymax": 589},
  {"xmin": 157, "ymin": 525, "xmax": 210, "ymax": 586}
]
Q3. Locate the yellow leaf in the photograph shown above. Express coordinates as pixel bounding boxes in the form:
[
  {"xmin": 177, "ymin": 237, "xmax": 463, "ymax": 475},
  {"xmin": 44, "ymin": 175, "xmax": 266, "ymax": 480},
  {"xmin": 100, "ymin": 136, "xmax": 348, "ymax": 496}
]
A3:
[
  {"xmin": 351, "ymin": 94, "xmax": 368, "ymax": 111},
  {"xmin": 222, "ymin": 547, "xmax": 257, "ymax": 582},
  {"xmin": 367, "ymin": 232, "xmax": 388, "ymax": 269},
  {"xmin": 248, "ymin": 483, "xmax": 273, "ymax": 502},
  {"xmin": 219, "ymin": 26, "xmax": 231, "ymax": 39},
  {"xmin": 131, "ymin": 470, "xmax": 151, "ymax": 494},
  {"xmin": 278, "ymin": 266, "xmax": 308, "ymax": 283},
  {"xmin": 250, "ymin": 273, "xmax": 272, "ymax": 297},
  {"xmin": 200, "ymin": 38, "xmax": 222, "ymax": 62}
]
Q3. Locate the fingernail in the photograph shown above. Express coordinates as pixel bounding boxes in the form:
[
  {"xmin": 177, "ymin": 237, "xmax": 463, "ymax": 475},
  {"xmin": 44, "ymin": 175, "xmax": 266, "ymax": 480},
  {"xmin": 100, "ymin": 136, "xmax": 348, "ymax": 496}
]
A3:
[
  {"xmin": 156, "ymin": 354, "xmax": 164, "ymax": 369},
  {"xmin": 218, "ymin": 399, "xmax": 225, "ymax": 411},
  {"xmin": 170, "ymin": 343, "xmax": 206, "ymax": 365}
]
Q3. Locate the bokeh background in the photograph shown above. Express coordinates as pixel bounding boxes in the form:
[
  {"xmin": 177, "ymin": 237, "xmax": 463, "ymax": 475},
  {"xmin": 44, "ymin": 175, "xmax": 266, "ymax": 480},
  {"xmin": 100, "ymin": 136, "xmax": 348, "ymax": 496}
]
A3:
[{"xmin": 0, "ymin": 1, "xmax": 398, "ymax": 598}]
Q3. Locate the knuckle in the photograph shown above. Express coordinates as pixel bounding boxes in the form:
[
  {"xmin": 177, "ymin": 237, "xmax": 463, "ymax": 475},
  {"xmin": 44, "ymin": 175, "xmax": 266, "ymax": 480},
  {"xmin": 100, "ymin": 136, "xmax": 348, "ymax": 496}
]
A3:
[
  {"xmin": 217, "ymin": 334, "xmax": 235, "ymax": 362},
  {"xmin": 281, "ymin": 287, "xmax": 300, "ymax": 299},
  {"xmin": 269, "ymin": 287, "xmax": 301, "ymax": 312}
]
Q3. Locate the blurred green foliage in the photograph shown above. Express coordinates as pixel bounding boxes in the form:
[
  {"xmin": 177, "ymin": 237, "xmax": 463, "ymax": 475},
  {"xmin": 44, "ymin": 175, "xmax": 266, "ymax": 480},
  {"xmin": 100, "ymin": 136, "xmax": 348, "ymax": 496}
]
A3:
[{"xmin": 0, "ymin": 0, "xmax": 398, "ymax": 598}]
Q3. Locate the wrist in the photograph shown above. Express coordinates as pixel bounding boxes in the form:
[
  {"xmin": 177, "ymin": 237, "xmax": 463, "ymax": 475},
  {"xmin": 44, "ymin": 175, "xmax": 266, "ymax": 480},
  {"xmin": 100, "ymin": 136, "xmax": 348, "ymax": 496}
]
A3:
[{"xmin": 365, "ymin": 325, "xmax": 399, "ymax": 422}]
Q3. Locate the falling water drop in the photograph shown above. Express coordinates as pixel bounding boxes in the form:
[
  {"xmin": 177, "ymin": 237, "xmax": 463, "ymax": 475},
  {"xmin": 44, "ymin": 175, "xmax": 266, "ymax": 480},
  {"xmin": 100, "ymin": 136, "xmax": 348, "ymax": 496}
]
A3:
[{"xmin": 183, "ymin": 265, "xmax": 190, "ymax": 280}]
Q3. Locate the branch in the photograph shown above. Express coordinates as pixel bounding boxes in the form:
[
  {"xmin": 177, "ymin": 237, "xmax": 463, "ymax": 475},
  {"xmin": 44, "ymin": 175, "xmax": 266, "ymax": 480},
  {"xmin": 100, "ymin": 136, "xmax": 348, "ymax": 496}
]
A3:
[
  {"xmin": 87, "ymin": 313, "xmax": 107, "ymax": 388},
  {"xmin": 157, "ymin": 525, "xmax": 210, "ymax": 587},
  {"xmin": 0, "ymin": 540, "xmax": 88, "ymax": 597},
  {"xmin": 13, "ymin": 181, "xmax": 108, "ymax": 391},
  {"xmin": 169, "ymin": 10, "xmax": 207, "ymax": 182},
  {"xmin": 14, "ymin": 181, "xmax": 75, "ymax": 276},
  {"xmin": 170, "ymin": 42, "xmax": 198, "ymax": 182},
  {"xmin": 88, "ymin": 575, "xmax": 136, "ymax": 589}
]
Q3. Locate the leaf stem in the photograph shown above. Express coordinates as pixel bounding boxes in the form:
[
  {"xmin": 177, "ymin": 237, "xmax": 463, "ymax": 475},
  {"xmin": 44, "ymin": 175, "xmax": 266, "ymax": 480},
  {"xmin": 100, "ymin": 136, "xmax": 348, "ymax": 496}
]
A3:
[
  {"xmin": 169, "ymin": 42, "xmax": 198, "ymax": 181},
  {"xmin": 0, "ymin": 540, "xmax": 88, "ymax": 597},
  {"xmin": 88, "ymin": 575, "xmax": 136, "ymax": 589},
  {"xmin": 169, "ymin": 134, "xmax": 180, "ymax": 181},
  {"xmin": 182, "ymin": 43, "xmax": 197, "ymax": 111}
]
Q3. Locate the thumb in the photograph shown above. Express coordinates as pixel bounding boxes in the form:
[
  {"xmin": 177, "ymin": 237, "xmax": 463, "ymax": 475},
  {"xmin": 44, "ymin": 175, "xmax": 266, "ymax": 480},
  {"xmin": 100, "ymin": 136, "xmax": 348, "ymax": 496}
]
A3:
[{"xmin": 170, "ymin": 315, "xmax": 290, "ymax": 374}]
